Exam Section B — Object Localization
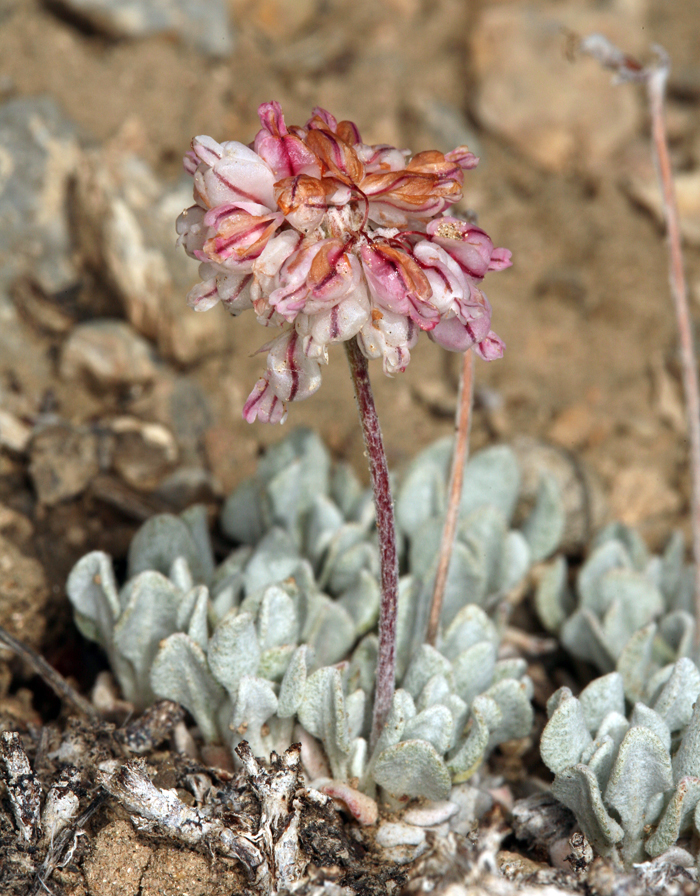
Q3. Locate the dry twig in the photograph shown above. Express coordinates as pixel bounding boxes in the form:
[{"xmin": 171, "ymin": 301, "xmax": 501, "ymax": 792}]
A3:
[{"xmin": 580, "ymin": 35, "xmax": 700, "ymax": 640}]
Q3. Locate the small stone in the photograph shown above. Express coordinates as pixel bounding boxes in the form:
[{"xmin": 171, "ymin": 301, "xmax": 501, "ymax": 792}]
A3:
[
  {"xmin": 402, "ymin": 800, "xmax": 459, "ymax": 827},
  {"xmin": 375, "ymin": 821, "xmax": 427, "ymax": 865},
  {"xmin": 609, "ymin": 466, "xmax": 682, "ymax": 526},
  {"xmin": 110, "ymin": 416, "xmax": 178, "ymax": 491},
  {"xmin": 60, "ymin": 320, "xmax": 157, "ymax": 390},
  {"xmin": 29, "ymin": 423, "xmax": 99, "ymax": 505},
  {"xmin": 0, "ymin": 408, "xmax": 32, "ymax": 453},
  {"xmin": 448, "ymin": 781, "xmax": 493, "ymax": 835},
  {"xmin": 470, "ymin": 2, "xmax": 645, "ymax": 172},
  {"xmin": 623, "ymin": 149, "xmax": 700, "ymax": 247},
  {"xmin": 0, "ymin": 534, "xmax": 49, "ymax": 657},
  {"xmin": 50, "ymin": 0, "xmax": 234, "ymax": 58},
  {"xmin": 0, "ymin": 96, "xmax": 80, "ymax": 294}
]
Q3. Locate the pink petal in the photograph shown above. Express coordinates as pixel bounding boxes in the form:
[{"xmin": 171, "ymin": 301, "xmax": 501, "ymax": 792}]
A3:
[
  {"xmin": 186, "ymin": 278, "xmax": 220, "ymax": 312},
  {"xmin": 266, "ymin": 330, "xmax": 322, "ymax": 402},
  {"xmin": 242, "ymin": 377, "xmax": 287, "ymax": 424},
  {"xmin": 489, "ymin": 247, "xmax": 513, "ymax": 271},
  {"xmin": 474, "ymin": 330, "xmax": 505, "ymax": 360}
]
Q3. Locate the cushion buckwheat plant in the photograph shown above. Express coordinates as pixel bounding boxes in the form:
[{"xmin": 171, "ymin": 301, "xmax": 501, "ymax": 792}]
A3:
[{"xmin": 176, "ymin": 102, "xmax": 511, "ymax": 424}]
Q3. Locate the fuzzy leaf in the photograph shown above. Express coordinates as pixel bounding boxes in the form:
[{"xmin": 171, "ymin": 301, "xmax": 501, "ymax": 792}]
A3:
[
  {"xmin": 242, "ymin": 527, "xmax": 301, "ymax": 594},
  {"xmin": 534, "ymin": 555, "xmax": 571, "ymax": 635},
  {"xmin": 617, "ymin": 622, "xmax": 657, "ymax": 703},
  {"xmin": 599, "ymin": 570, "xmax": 664, "ymax": 656},
  {"xmin": 113, "ymin": 571, "xmax": 182, "ymax": 696},
  {"xmin": 402, "ymin": 704, "xmax": 453, "ymax": 754},
  {"xmin": 395, "ymin": 439, "xmax": 451, "ymax": 538},
  {"xmin": 372, "ymin": 740, "xmax": 451, "ymax": 800},
  {"xmin": 66, "ymin": 551, "xmax": 120, "ymax": 648},
  {"xmin": 402, "ymin": 645, "xmax": 453, "ymax": 699},
  {"xmin": 230, "ymin": 676, "xmax": 278, "ymax": 757},
  {"xmin": 151, "ymin": 633, "xmax": 224, "ymax": 742},
  {"xmin": 451, "ymin": 641, "xmax": 497, "ymax": 709},
  {"xmin": 338, "ymin": 569, "xmax": 381, "ymax": 637},
  {"xmin": 460, "ymin": 445, "xmax": 520, "ymax": 523},
  {"xmin": 447, "ymin": 699, "xmax": 490, "ymax": 782},
  {"xmin": 277, "ymin": 645, "xmax": 312, "ymax": 718},
  {"xmin": 652, "ymin": 657, "xmax": 700, "ymax": 732},
  {"xmin": 458, "ymin": 505, "xmax": 508, "ymax": 595},
  {"xmin": 629, "ymin": 703, "xmax": 671, "ymax": 753},
  {"xmin": 128, "ymin": 514, "xmax": 208, "ymax": 583},
  {"xmin": 672, "ymin": 699, "xmax": 700, "ymax": 780},
  {"xmin": 552, "ymin": 765, "xmax": 624, "ymax": 856},
  {"xmin": 256, "ymin": 585, "xmax": 299, "ymax": 651},
  {"xmin": 577, "ymin": 540, "xmax": 632, "ymax": 615},
  {"xmin": 578, "ymin": 673, "xmax": 625, "ymax": 735},
  {"xmin": 220, "ymin": 479, "xmax": 268, "ymax": 545},
  {"xmin": 298, "ymin": 667, "xmax": 350, "ymax": 776},
  {"xmin": 497, "ymin": 530, "xmax": 531, "ymax": 595},
  {"xmin": 541, "ymin": 689, "xmax": 593, "ymax": 775},
  {"xmin": 371, "ymin": 689, "xmax": 416, "ymax": 761},
  {"xmin": 207, "ymin": 611, "xmax": 260, "ymax": 700},
  {"xmin": 484, "ymin": 678, "xmax": 534, "ymax": 747},
  {"xmin": 604, "ymin": 727, "xmax": 673, "ymax": 857},
  {"xmin": 646, "ymin": 776, "xmax": 700, "ymax": 857},
  {"xmin": 440, "ymin": 604, "xmax": 498, "ymax": 661},
  {"xmin": 520, "ymin": 471, "xmax": 565, "ymax": 562},
  {"xmin": 561, "ymin": 609, "xmax": 615, "ymax": 672}
]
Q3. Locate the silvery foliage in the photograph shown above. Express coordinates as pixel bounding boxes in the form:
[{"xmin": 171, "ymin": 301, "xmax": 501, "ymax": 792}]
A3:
[
  {"xmin": 541, "ymin": 660, "xmax": 700, "ymax": 867},
  {"xmin": 66, "ymin": 429, "xmax": 562, "ymax": 800},
  {"xmin": 535, "ymin": 522, "xmax": 698, "ymax": 701}
]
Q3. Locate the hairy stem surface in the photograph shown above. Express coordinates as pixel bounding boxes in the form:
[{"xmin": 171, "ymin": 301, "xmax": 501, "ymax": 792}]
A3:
[
  {"xmin": 646, "ymin": 67, "xmax": 700, "ymax": 643},
  {"xmin": 345, "ymin": 337, "xmax": 399, "ymax": 748},
  {"xmin": 427, "ymin": 349, "xmax": 475, "ymax": 645}
]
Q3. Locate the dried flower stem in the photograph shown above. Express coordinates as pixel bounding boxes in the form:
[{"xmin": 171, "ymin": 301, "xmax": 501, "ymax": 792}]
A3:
[
  {"xmin": 580, "ymin": 36, "xmax": 700, "ymax": 642},
  {"xmin": 345, "ymin": 337, "xmax": 399, "ymax": 748},
  {"xmin": 646, "ymin": 67, "xmax": 700, "ymax": 643},
  {"xmin": 426, "ymin": 349, "xmax": 475, "ymax": 645}
]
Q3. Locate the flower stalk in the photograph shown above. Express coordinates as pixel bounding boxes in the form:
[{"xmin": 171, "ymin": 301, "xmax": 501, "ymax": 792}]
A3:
[
  {"xmin": 580, "ymin": 36, "xmax": 700, "ymax": 644},
  {"xmin": 345, "ymin": 337, "xmax": 399, "ymax": 748},
  {"xmin": 426, "ymin": 348, "xmax": 475, "ymax": 645}
]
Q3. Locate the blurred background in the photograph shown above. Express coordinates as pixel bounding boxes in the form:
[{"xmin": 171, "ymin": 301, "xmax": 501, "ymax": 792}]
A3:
[{"xmin": 0, "ymin": 0, "xmax": 699, "ymax": 667}]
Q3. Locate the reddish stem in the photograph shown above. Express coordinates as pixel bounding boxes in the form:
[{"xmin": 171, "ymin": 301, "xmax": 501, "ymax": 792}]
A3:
[
  {"xmin": 646, "ymin": 67, "xmax": 700, "ymax": 643},
  {"xmin": 345, "ymin": 337, "xmax": 399, "ymax": 749},
  {"xmin": 426, "ymin": 349, "xmax": 475, "ymax": 645}
]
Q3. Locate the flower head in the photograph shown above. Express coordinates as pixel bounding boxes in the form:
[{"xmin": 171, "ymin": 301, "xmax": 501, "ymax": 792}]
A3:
[{"xmin": 177, "ymin": 101, "xmax": 511, "ymax": 423}]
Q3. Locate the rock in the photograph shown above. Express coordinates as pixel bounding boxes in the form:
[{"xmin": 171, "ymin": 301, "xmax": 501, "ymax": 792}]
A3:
[
  {"xmin": 0, "ymin": 96, "xmax": 80, "ymax": 294},
  {"xmin": 60, "ymin": 319, "xmax": 157, "ymax": 391},
  {"xmin": 0, "ymin": 534, "xmax": 49, "ymax": 658},
  {"xmin": 0, "ymin": 408, "xmax": 31, "ymax": 453},
  {"xmin": 72, "ymin": 149, "xmax": 231, "ymax": 365},
  {"xmin": 403, "ymin": 800, "xmax": 459, "ymax": 827},
  {"xmin": 469, "ymin": 1, "xmax": 646, "ymax": 172},
  {"xmin": 622, "ymin": 148, "xmax": 700, "ymax": 246},
  {"xmin": 375, "ymin": 821, "xmax": 427, "ymax": 864},
  {"xmin": 50, "ymin": 0, "xmax": 234, "ymax": 58},
  {"xmin": 155, "ymin": 467, "xmax": 220, "ymax": 510},
  {"xmin": 609, "ymin": 465, "xmax": 682, "ymax": 526},
  {"xmin": 109, "ymin": 416, "xmax": 178, "ymax": 491},
  {"xmin": 29, "ymin": 423, "xmax": 99, "ymax": 505}
]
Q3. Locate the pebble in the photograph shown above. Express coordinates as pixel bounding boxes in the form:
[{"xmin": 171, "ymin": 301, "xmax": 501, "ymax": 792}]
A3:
[
  {"xmin": 402, "ymin": 800, "xmax": 459, "ymax": 827},
  {"xmin": 0, "ymin": 408, "xmax": 32, "ymax": 453},
  {"xmin": 52, "ymin": 0, "xmax": 234, "ymax": 57},
  {"xmin": 375, "ymin": 822, "xmax": 427, "ymax": 865},
  {"xmin": 29, "ymin": 423, "xmax": 100, "ymax": 505},
  {"xmin": 0, "ymin": 96, "xmax": 80, "ymax": 294},
  {"xmin": 0, "ymin": 534, "xmax": 49, "ymax": 657},
  {"xmin": 609, "ymin": 465, "xmax": 682, "ymax": 526},
  {"xmin": 448, "ymin": 781, "xmax": 494, "ymax": 836},
  {"xmin": 469, "ymin": 2, "xmax": 645, "ymax": 172},
  {"xmin": 60, "ymin": 319, "xmax": 157, "ymax": 390},
  {"xmin": 109, "ymin": 416, "xmax": 178, "ymax": 491},
  {"xmin": 623, "ymin": 151, "xmax": 700, "ymax": 247},
  {"xmin": 72, "ymin": 151, "xmax": 230, "ymax": 365}
]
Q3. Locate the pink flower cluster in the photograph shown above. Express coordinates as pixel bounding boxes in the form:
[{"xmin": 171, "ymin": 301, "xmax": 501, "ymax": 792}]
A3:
[{"xmin": 177, "ymin": 102, "xmax": 511, "ymax": 424}]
